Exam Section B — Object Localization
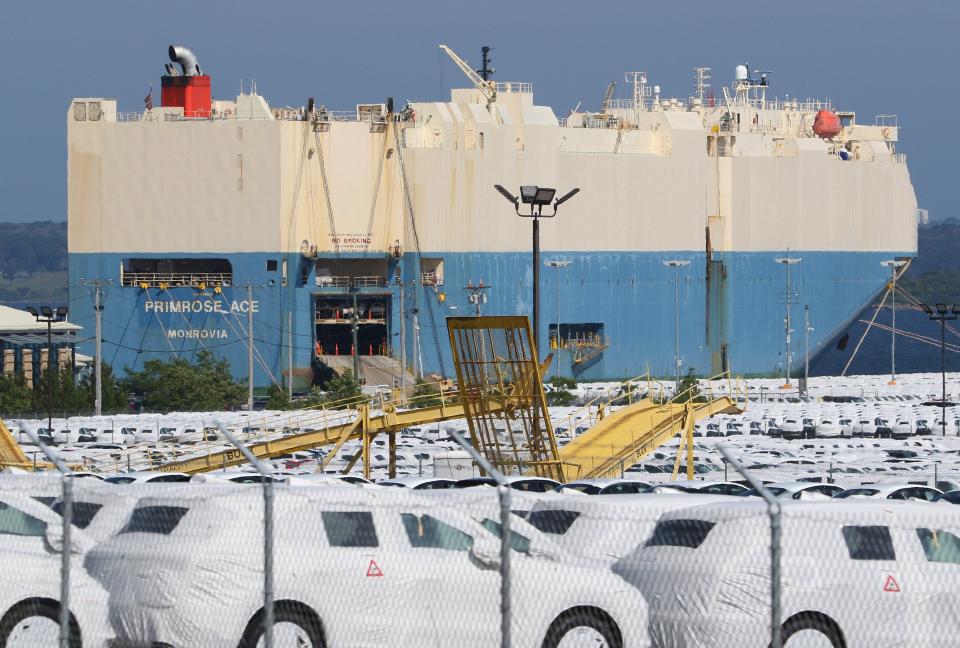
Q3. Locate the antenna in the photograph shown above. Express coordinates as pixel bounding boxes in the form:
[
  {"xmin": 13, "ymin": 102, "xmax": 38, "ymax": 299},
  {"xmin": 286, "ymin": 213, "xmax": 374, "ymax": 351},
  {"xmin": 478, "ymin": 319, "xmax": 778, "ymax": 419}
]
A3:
[
  {"xmin": 693, "ymin": 67, "xmax": 711, "ymax": 102},
  {"xmin": 477, "ymin": 46, "xmax": 495, "ymax": 81},
  {"xmin": 625, "ymin": 71, "xmax": 651, "ymax": 110}
]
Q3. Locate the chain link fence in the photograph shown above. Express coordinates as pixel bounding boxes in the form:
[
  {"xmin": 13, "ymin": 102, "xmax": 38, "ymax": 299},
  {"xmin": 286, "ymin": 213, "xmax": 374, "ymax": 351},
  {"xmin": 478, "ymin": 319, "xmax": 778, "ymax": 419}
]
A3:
[{"xmin": 3, "ymin": 431, "xmax": 960, "ymax": 647}]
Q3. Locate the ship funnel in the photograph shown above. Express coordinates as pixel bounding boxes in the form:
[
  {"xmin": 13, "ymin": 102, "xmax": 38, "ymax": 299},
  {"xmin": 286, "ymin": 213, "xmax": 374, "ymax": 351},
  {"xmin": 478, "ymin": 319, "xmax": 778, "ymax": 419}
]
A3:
[{"xmin": 169, "ymin": 45, "xmax": 201, "ymax": 76}]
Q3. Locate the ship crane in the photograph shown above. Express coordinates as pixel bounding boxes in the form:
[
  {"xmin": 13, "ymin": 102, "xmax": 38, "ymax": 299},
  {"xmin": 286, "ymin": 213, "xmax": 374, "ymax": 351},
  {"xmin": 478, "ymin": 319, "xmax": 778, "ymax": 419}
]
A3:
[
  {"xmin": 438, "ymin": 44, "xmax": 496, "ymax": 108},
  {"xmin": 600, "ymin": 80, "xmax": 616, "ymax": 112}
]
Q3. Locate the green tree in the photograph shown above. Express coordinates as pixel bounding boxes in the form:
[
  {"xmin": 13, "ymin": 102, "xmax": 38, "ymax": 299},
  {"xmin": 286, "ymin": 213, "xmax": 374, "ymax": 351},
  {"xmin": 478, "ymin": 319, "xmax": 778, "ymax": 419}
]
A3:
[
  {"xmin": 265, "ymin": 383, "xmax": 292, "ymax": 410},
  {"xmin": 31, "ymin": 366, "xmax": 88, "ymax": 415},
  {"xmin": 673, "ymin": 369, "xmax": 703, "ymax": 403},
  {"xmin": 546, "ymin": 375, "xmax": 576, "ymax": 406},
  {"xmin": 121, "ymin": 350, "xmax": 245, "ymax": 412},
  {"xmin": 321, "ymin": 370, "xmax": 366, "ymax": 408},
  {"xmin": 411, "ymin": 378, "xmax": 442, "ymax": 408},
  {"xmin": 0, "ymin": 374, "xmax": 32, "ymax": 415}
]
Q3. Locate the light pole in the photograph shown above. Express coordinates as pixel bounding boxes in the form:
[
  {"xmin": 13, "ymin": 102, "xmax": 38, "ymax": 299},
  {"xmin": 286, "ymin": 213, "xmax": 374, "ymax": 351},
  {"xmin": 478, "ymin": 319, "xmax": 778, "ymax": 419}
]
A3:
[
  {"xmin": 663, "ymin": 260, "xmax": 690, "ymax": 392},
  {"xmin": 774, "ymin": 256, "xmax": 802, "ymax": 389},
  {"xmin": 494, "ymin": 184, "xmax": 580, "ymax": 356},
  {"xmin": 881, "ymin": 260, "xmax": 907, "ymax": 385},
  {"xmin": 920, "ymin": 302, "xmax": 959, "ymax": 436},
  {"xmin": 545, "ymin": 260, "xmax": 570, "ymax": 376},
  {"xmin": 26, "ymin": 306, "xmax": 68, "ymax": 435}
]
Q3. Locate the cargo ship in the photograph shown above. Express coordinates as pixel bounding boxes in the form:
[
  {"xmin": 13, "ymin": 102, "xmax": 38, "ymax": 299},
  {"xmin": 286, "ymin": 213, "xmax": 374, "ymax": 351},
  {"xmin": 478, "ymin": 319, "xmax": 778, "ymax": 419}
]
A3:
[{"xmin": 66, "ymin": 45, "xmax": 918, "ymax": 389}]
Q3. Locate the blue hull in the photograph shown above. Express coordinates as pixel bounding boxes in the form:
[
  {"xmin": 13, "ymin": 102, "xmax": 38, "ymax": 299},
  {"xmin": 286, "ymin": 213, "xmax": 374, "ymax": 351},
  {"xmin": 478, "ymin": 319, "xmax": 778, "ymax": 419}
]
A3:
[{"xmin": 68, "ymin": 249, "xmax": 909, "ymax": 387}]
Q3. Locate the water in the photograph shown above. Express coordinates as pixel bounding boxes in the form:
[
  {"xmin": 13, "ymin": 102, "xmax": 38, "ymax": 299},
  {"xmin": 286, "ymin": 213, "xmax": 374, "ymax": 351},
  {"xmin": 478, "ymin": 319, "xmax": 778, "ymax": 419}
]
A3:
[{"xmin": 810, "ymin": 307, "xmax": 960, "ymax": 377}]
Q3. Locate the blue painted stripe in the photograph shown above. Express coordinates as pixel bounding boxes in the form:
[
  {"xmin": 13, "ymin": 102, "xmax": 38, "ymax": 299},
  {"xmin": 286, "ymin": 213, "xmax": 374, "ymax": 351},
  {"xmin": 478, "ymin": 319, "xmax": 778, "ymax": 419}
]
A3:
[{"xmin": 69, "ymin": 249, "xmax": 908, "ymax": 385}]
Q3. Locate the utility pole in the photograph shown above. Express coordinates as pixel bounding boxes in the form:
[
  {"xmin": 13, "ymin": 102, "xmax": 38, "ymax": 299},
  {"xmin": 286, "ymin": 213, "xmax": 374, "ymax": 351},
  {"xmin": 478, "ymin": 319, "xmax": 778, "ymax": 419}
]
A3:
[
  {"xmin": 464, "ymin": 280, "xmax": 492, "ymax": 317},
  {"xmin": 775, "ymin": 256, "xmax": 802, "ymax": 389},
  {"xmin": 398, "ymin": 277, "xmax": 406, "ymax": 399},
  {"xmin": 803, "ymin": 305, "xmax": 813, "ymax": 395},
  {"xmin": 411, "ymin": 308, "xmax": 422, "ymax": 379},
  {"xmin": 247, "ymin": 284, "xmax": 254, "ymax": 411},
  {"xmin": 881, "ymin": 260, "xmax": 907, "ymax": 385},
  {"xmin": 663, "ymin": 260, "xmax": 690, "ymax": 392},
  {"xmin": 81, "ymin": 278, "xmax": 112, "ymax": 416},
  {"xmin": 351, "ymin": 290, "xmax": 361, "ymax": 382},
  {"xmin": 287, "ymin": 311, "xmax": 293, "ymax": 399},
  {"xmin": 545, "ymin": 261, "xmax": 570, "ymax": 376}
]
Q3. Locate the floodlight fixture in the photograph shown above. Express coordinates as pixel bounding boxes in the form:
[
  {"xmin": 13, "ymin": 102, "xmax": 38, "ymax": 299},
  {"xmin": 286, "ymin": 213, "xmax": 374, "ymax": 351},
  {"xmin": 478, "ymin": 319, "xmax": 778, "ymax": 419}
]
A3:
[
  {"xmin": 56, "ymin": 307, "xmax": 68, "ymax": 319},
  {"xmin": 520, "ymin": 185, "xmax": 556, "ymax": 206},
  {"xmin": 494, "ymin": 184, "xmax": 518, "ymax": 207},
  {"xmin": 937, "ymin": 303, "xmax": 948, "ymax": 315},
  {"xmin": 25, "ymin": 307, "xmax": 38, "ymax": 317},
  {"xmin": 921, "ymin": 302, "xmax": 933, "ymax": 315},
  {"xmin": 554, "ymin": 187, "xmax": 580, "ymax": 207},
  {"xmin": 40, "ymin": 306, "xmax": 53, "ymax": 318}
]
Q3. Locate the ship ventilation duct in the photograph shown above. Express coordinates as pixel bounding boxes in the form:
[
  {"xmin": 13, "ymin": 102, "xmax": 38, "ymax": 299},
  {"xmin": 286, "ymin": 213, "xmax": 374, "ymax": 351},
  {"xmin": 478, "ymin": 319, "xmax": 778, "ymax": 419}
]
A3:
[{"xmin": 169, "ymin": 45, "xmax": 202, "ymax": 76}]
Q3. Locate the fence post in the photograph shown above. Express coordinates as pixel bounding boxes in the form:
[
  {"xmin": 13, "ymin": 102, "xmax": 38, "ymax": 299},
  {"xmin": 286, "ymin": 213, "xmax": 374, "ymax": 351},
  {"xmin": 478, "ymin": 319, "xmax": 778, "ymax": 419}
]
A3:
[
  {"xmin": 719, "ymin": 445, "xmax": 782, "ymax": 648},
  {"xmin": 220, "ymin": 424, "xmax": 274, "ymax": 648},
  {"xmin": 449, "ymin": 429, "xmax": 511, "ymax": 648},
  {"xmin": 21, "ymin": 422, "xmax": 74, "ymax": 648}
]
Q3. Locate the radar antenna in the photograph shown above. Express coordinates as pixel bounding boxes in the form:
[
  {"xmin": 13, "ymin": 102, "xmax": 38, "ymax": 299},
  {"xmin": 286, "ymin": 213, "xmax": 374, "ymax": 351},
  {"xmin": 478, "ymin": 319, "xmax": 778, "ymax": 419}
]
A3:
[
  {"xmin": 693, "ymin": 67, "xmax": 711, "ymax": 102},
  {"xmin": 476, "ymin": 46, "xmax": 495, "ymax": 81},
  {"xmin": 625, "ymin": 71, "xmax": 651, "ymax": 110}
]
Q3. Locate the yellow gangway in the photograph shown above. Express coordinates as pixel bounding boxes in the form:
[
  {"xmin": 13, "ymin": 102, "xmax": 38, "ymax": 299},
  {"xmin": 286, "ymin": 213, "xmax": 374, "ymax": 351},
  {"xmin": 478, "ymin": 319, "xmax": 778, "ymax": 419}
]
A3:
[
  {"xmin": 0, "ymin": 419, "xmax": 30, "ymax": 467},
  {"xmin": 557, "ymin": 376, "xmax": 742, "ymax": 482}
]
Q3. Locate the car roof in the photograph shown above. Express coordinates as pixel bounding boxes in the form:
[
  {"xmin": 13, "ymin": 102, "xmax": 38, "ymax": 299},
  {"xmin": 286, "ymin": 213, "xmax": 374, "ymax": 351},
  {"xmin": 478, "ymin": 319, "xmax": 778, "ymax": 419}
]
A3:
[
  {"xmin": 657, "ymin": 498, "xmax": 956, "ymax": 525},
  {"xmin": 564, "ymin": 478, "xmax": 651, "ymax": 487},
  {"xmin": 379, "ymin": 476, "xmax": 454, "ymax": 487},
  {"xmin": 531, "ymin": 493, "xmax": 729, "ymax": 514}
]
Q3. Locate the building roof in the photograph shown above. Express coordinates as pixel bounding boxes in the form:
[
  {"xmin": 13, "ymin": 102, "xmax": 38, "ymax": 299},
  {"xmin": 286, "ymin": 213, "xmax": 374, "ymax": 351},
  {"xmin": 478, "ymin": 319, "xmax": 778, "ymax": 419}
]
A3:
[{"xmin": 0, "ymin": 305, "xmax": 81, "ymax": 334}]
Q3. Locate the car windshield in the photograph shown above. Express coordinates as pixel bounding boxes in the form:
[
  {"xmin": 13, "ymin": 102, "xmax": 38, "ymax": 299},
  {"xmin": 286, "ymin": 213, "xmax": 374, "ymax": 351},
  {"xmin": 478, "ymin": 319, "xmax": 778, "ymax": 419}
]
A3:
[
  {"xmin": 561, "ymin": 484, "xmax": 600, "ymax": 495},
  {"xmin": 835, "ymin": 488, "xmax": 880, "ymax": 498},
  {"xmin": 120, "ymin": 506, "xmax": 189, "ymax": 535},
  {"xmin": 646, "ymin": 519, "xmax": 716, "ymax": 549},
  {"xmin": 480, "ymin": 518, "xmax": 531, "ymax": 554},
  {"xmin": 526, "ymin": 510, "xmax": 581, "ymax": 535},
  {"xmin": 52, "ymin": 501, "xmax": 103, "ymax": 529},
  {"xmin": 105, "ymin": 476, "xmax": 136, "ymax": 484}
]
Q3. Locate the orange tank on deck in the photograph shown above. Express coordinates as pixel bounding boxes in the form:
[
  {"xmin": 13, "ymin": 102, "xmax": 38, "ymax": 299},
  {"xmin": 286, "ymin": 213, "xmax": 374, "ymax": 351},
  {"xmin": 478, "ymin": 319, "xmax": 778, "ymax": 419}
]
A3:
[{"xmin": 813, "ymin": 110, "xmax": 842, "ymax": 139}]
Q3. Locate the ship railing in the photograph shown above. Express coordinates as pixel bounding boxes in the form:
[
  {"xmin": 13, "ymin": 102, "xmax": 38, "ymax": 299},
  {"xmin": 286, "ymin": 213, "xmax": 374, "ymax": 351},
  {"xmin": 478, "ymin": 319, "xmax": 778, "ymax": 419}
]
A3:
[
  {"xmin": 875, "ymin": 114, "xmax": 898, "ymax": 128},
  {"xmin": 121, "ymin": 272, "xmax": 233, "ymax": 288},
  {"xmin": 495, "ymin": 81, "xmax": 532, "ymax": 94},
  {"xmin": 894, "ymin": 153, "xmax": 907, "ymax": 164},
  {"xmin": 315, "ymin": 275, "xmax": 351, "ymax": 288},
  {"xmin": 354, "ymin": 276, "xmax": 387, "ymax": 288},
  {"xmin": 420, "ymin": 272, "xmax": 441, "ymax": 286}
]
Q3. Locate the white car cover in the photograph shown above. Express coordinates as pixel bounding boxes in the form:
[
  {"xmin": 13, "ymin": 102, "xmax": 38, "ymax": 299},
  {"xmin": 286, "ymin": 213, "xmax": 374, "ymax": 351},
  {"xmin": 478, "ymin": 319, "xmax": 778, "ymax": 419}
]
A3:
[{"xmin": 613, "ymin": 499, "xmax": 960, "ymax": 647}]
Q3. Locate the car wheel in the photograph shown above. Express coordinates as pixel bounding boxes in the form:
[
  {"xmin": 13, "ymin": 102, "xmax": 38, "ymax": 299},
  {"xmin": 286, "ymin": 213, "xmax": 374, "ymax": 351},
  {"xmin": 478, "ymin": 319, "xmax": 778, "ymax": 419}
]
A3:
[
  {"xmin": 0, "ymin": 600, "xmax": 81, "ymax": 648},
  {"xmin": 238, "ymin": 604, "xmax": 326, "ymax": 648},
  {"xmin": 776, "ymin": 613, "xmax": 843, "ymax": 648},
  {"xmin": 542, "ymin": 609, "xmax": 622, "ymax": 648}
]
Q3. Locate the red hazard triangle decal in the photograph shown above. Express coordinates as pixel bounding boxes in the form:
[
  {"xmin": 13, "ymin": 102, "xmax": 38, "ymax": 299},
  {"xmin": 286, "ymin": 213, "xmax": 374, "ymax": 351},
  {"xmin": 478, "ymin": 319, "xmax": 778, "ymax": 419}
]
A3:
[
  {"xmin": 366, "ymin": 560, "xmax": 384, "ymax": 577},
  {"xmin": 883, "ymin": 575, "xmax": 900, "ymax": 592}
]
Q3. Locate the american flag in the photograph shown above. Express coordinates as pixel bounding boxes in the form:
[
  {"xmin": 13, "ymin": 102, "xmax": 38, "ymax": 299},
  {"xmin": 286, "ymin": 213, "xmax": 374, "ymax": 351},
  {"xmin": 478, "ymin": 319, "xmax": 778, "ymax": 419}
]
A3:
[{"xmin": 144, "ymin": 84, "xmax": 153, "ymax": 111}]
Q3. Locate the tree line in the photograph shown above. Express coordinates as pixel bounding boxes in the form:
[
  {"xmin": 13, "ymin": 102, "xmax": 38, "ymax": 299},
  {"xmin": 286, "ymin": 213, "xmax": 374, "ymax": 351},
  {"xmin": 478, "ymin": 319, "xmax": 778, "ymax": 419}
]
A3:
[{"xmin": 0, "ymin": 351, "xmax": 366, "ymax": 417}]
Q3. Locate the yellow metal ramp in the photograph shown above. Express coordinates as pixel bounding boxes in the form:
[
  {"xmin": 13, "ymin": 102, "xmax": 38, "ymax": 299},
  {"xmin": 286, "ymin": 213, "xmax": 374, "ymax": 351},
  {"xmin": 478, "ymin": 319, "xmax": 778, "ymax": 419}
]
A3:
[
  {"xmin": 558, "ymin": 394, "xmax": 741, "ymax": 481},
  {"xmin": 0, "ymin": 419, "xmax": 30, "ymax": 467}
]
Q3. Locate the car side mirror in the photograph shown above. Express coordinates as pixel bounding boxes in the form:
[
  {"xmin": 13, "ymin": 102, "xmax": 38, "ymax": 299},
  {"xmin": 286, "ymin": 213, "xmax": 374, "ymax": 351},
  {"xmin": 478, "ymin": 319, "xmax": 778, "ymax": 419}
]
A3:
[
  {"xmin": 469, "ymin": 537, "xmax": 501, "ymax": 569},
  {"xmin": 43, "ymin": 523, "xmax": 90, "ymax": 556}
]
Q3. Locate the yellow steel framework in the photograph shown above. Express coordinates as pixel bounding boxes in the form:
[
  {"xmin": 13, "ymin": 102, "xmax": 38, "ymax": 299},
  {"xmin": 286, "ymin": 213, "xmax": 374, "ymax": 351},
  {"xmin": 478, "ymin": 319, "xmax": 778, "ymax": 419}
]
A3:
[
  {"xmin": 447, "ymin": 316, "xmax": 564, "ymax": 480},
  {"xmin": 556, "ymin": 376, "xmax": 742, "ymax": 481},
  {"xmin": 0, "ymin": 319, "xmax": 742, "ymax": 481}
]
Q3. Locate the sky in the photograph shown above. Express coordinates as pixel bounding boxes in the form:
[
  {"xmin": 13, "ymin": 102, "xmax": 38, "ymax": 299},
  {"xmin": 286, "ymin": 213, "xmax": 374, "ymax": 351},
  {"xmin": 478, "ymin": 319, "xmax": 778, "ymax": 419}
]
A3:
[{"xmin": 0, "ymin": 0, "xmax": 955, "ymax": 223}]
